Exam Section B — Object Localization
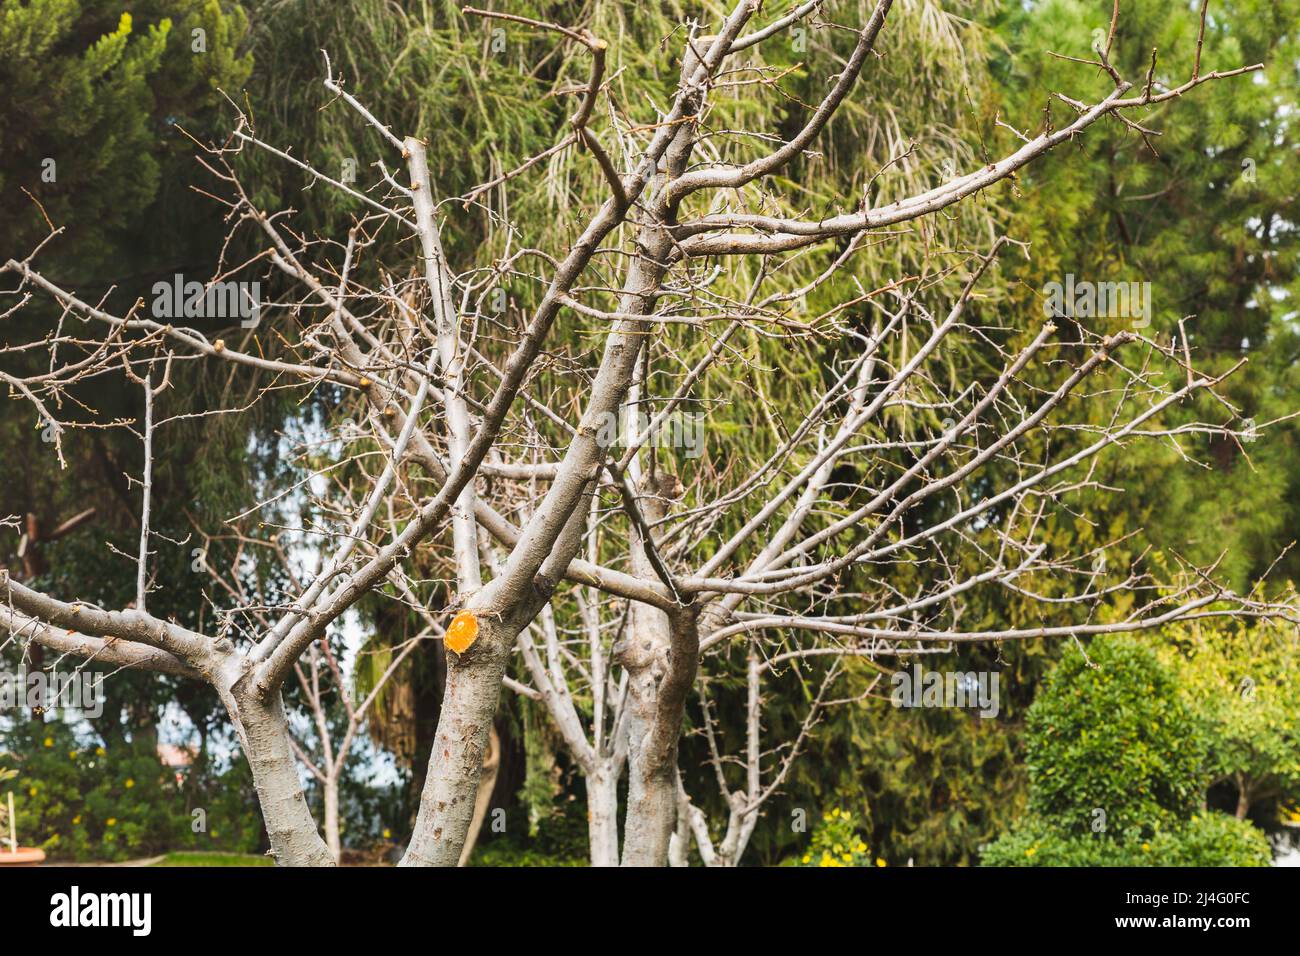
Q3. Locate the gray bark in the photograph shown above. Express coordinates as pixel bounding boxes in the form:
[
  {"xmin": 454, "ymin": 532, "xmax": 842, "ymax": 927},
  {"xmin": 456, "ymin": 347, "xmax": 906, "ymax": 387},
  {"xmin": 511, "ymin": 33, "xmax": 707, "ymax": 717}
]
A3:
[
  {"xmin": 457, "ymin": 725, "xmax": 501, "ymax": 866},
  {"xmin": 222, "ymin": 675, "xmax": 335, "ymax": 866},
  {"xmin": 400, "ymin": 615, "xmax": 512, "ymax": 866},
  {"xmin": 586, "ymin": 762, "xmax": 620, "ymax": 867},
  {"xmin": 609, "ymin": 42, "xmax": 711, "ymax": 867},
  {"xmin": 323, "ymin": 776, "xmax": 341, "ymax": 863},
  {"xmin": 620, "ymin": 602, "xmax": 699, "ymax": 865}
]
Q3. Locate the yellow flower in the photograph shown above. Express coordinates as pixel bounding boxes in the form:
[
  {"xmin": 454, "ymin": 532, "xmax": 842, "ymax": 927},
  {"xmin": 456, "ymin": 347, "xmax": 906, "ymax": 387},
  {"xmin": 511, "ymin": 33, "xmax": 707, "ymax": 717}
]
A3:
[
  {"xmin": 833, "ymin": 843, "xmax": 843, "ymax": 853},
  {"xmin": 95, "ymin": 747, "xmax": 106, "ymax": 757},
  {"xmin": 1025, "ymin": 846, "xmax": 1037, "ymax": 857},
  {"xmin": 831, "ymin": 808, "xmax": 840, "ymax": 818},
  {"xmin": 802, "ymin": 854, "xmax": 811, "ymax": 864},
  {"xmin": 875, "ymin": 858, "xmax": 886, "ymax": 867},
  {"xmin": 125, "ymin": 779, "xmax": 134, "ymax": 789},
  {"xmin": 842, "ymin": 853, "xmax": 852, "ymax": 863},
  {"xmin": 819, "ymin": 852, "xmax": 832, "ymax": 867},
  {"xmin": 72, "ymin": 815, "xmax": 81, "ymax": 825},
  {"xmin": 106, "ymin": 818, "xmax": 117, "ymax": 827},
  {"xmin": 69, "ymin": 751, "xmax": 77, "ymax": 760},
  {"xmin": 43, "ymin": 737, "xmax": 53, "ymax": 748},
  {"xmin": 382, "ymin": 828, "xmax": 391, "ymax": 840},
  {"xmin": 1141, "ymin": 842, "xmax": 1150, "ymax": 852},
  {"xmin": 28, "ymin": 786, "xmax": 37, "ymax": 797},
  {"xmin": 855, "ymin": 842, "xmax": 867, "ymax": 853}
]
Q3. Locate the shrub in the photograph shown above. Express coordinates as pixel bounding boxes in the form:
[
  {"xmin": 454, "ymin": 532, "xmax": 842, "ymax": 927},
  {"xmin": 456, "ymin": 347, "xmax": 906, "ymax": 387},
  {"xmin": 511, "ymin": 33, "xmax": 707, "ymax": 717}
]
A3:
[
  {"xmin": 982, "ymin": 811, "xmax": 1270, "ymax": 867},
  {"xmin": 1022, "ymin": 637, "xmax": 1207, "ymax": 838},
  {"xmin": 1, "ymin": 719, "xmax": 264, "ymax": 861},
  {"xmin": 982, "ymin": 637, "xmax": 1272, "ymax": 866},
  {"xmin": 794, "ymin": 808, "xmax": 882, "ymax": 868}
]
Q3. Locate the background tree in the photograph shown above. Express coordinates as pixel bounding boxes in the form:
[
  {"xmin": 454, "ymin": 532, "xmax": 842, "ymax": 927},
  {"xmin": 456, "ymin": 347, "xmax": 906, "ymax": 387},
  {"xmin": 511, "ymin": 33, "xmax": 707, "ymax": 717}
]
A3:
[
  {"xmin": 811, "ymin": 0, "xmax": 1300, "ymax": 864},
  {"xmin": 1163, "ymin": 618, "xmax": 1300, "ymax": 824}
]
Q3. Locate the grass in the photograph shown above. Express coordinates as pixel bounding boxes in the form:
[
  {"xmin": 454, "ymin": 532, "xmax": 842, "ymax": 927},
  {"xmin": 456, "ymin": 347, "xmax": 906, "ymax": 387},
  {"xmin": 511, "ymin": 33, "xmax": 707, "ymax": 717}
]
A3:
[{"xmin": 151, "ymin": 851, "xmax": 274, "ymax": 867}]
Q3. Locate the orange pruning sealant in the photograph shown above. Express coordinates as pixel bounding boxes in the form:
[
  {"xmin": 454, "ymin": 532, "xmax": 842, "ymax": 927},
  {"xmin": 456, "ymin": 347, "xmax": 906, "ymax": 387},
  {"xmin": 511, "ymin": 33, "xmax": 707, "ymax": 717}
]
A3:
[{"xmin": 445, "ymin": 610, "xmax": 479, "ymax": 653}]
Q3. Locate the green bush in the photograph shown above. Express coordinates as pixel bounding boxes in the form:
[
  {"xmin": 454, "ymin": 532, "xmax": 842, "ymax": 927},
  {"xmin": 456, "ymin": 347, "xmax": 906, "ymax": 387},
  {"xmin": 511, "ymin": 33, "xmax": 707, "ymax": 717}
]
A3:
[
  {"xmin": 4, "ymin": 721, "xmax": 185, "ymax": 860},
  {"xmin": 0, "ymin": 0, "xmax": 253, "ymax": 270},
  {"xmin": 982, "ymin": 811, "xmax": 1271, "ymax": 867},
  {"xmin": 982, "ymin": 637, "xmax": 1274, "ymax": 866},
  {"xmin": 793, "ymin": 808, "xmax": 882, "ymax": 868},
  {"xmin": 467, "ymin": 843, "xmax": 585, "ymax": 867},
  {"xmin": 1022, "ymin": 638, "xmax": 1207, "ymax": 838},
  {"xmin": 1, "ymin": 719, "xmax": 263, "ymax": 861}
]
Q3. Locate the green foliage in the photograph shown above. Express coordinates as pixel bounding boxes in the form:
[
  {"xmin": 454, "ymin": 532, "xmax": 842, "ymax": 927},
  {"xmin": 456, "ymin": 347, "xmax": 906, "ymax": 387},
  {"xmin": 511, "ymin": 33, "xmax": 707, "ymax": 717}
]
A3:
[
  {"xmin": 0, "ymin": 0, "xmax": 252, "ymax": 272},
  {"xmin": 0, "ymin": 759, "xmax": 15, "ymax": 837},
  {"xmin": 1162, "ymin": 619, "xmax": 1300, "ymax": 819},
  {"xmin": 1023, "ymin": 638, "xmax": 1208, "ymax": 838},
  {"xmin": 982, "ymin": 811, "xmax": 1271, "ymax": 867},
  {"xmin": 150, "ymin": 851, "xmax": 273, "ymax": 866},
  {"xmin": 863, "ymin": 0, "xmax": 1300, "ymax": 865},
  {"xmin": 3, "ymin": 0, "xmax": 1298, "ymax": 870},
  {"xmin": 467, "ymin": 843, "xmax": 585, "ymax": 868},
  {"xmin": 986, "ymin": 0, "xmax": 1300, "ymax": 592},
  {"xmin": 5, "ymin": 719, "xmax": 183, "ymax": 860},
  {"xmin": 793, "ymin": 808, "xmax": 878, "ymax": 868},
  {"xmin": 983, "ymin": 636, "xmax": 1275, "ymax": 866},
  {"xmin": 469, "ymin": 788, "xmax": 589, "ymax": 867},
  {"xmin": 1, "ymin": 2, "xmax": 265, "ymax": 805},
  {"xmin": 0, "ymin": 719, "xmax": 263, "ymax": 861},
  {"xmin": 752, "ymin": 649, "xmax": 1031, "ymax": 867}
]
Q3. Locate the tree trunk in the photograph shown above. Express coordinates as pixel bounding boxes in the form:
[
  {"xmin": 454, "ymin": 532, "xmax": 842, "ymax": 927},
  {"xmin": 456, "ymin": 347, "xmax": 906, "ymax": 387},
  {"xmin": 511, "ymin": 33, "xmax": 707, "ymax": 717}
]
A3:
[
  {"xmin": 609, "ymin": 46, "xmax": 707, "ymax": 862},
  {"xmin": 622, "ymin": 750, "xmax": 678, "ymax": 866},
  {"xmin": 400, "ymin": 617, "xmax": 511, "ymax": 866},
  {"xmin": 223, "ymin": 680, "xmax": 335, "ymax": 866},
  {"xmin": 402, "ymin": 33, "xmax": 710, "ymax": 869},
  {"xmin": 619, "ymin": 476, "xmax": 700, "ymax": 866},
  {"xmin": 586, "ymin": 762, "xmax": 620, "ymax": 867},
  {"xmin": 457, "ymin": 725, "xmax": 501, "ymax": 866},
  {"xmin": 323, "ymin": 776, "xmax": 341, "ymax": 863}
]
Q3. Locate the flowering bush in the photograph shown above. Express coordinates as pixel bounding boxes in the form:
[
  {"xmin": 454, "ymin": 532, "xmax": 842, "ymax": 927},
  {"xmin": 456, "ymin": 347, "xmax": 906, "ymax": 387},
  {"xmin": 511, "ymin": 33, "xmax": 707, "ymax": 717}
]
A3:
[
  {"xmin": 5, "ymin": 720, "xmax": 187, "ymax": 860},
  {"xmin": 2, "ymin": 720, "xmax": 262, "ymax": 861},
  {"xmin": 796, "ymin": 808, "xmax": 884, "ymax": 868}
]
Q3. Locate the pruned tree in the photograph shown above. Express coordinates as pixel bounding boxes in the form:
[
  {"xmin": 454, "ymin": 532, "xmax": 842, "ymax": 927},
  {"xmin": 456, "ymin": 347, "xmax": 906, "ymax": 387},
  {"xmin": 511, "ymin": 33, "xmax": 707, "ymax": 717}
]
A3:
[{"xmin": 2, "ymin": 0, "xmax": 1291, "ymax": 867}]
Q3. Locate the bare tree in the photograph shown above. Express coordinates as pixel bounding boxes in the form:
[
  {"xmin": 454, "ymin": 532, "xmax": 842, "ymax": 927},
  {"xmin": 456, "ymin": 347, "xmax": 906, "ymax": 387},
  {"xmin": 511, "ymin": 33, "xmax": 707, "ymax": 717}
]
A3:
[{"xmin": 2, "ymin": 0, "xmax": 1289, "ymax": 867}]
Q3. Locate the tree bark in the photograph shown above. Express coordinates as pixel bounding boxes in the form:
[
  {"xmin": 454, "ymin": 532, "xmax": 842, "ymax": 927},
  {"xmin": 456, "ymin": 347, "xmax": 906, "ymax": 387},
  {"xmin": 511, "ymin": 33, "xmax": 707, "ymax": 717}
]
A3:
[
  {"xmin": 400, "ymin": 615, "xmax": 512, "ymax": 866},
  {"xmin": 586, "ymin": 762, "xmax": 620, "ymax": 866},
  {"xmin": 323, "ymin": 776, "xmax": 341, "ymax": 863},
  {"xmin": 457, "ymin": 725, "xmax": 501, "ymax": 866},
  {"xmin": 1235, "ymin": 777, "xmax": 1252, "ymax": 820},
  {"xmin": 619, "ymin": 604, "xmax": 699, "ymax": 865},
  {"xmin": 401, "ymin": 30, "xmax": 712, "ymax": 869},
  {"xmin": 619, "ymin": 476, "xmax": 700, "ymax": 866},
  {"xmin": 608, "ymin": 43, "xmax": 711, "ymax": 865},
  {"xmin": 223, "ymin": 679, "xmax": 335, "ymax": 866}
]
